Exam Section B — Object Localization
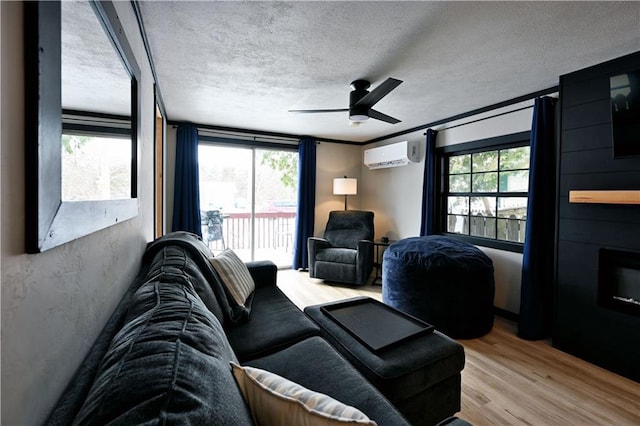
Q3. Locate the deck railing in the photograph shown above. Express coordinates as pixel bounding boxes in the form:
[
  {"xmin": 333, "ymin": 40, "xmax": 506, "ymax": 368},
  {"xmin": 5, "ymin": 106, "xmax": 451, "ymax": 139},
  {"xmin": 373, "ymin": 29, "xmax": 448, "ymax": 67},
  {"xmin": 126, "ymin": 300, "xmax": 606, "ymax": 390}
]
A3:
[{"xmin": 201, "ymin": 211, "xmax": 296, "ymax": 252}]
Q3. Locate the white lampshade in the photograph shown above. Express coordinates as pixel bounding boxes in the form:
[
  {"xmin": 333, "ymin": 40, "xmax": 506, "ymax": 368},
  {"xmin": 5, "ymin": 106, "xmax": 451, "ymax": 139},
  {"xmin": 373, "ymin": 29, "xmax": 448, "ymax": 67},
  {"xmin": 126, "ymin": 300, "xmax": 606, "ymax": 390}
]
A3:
[{"xmin": 333, "ymin": 178, "xmax": 357, "ymax": 195}]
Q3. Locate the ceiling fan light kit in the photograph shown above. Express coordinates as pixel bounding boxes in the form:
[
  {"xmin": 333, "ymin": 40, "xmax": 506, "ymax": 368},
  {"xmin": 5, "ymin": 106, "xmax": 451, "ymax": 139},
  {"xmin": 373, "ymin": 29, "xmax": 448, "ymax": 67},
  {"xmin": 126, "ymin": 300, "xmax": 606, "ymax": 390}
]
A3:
[
  {"xmin": 349, "ymin": 105, "xmax": 369, "ymax": 122},
  {"xmin": 349, "ymin": 114, "xmax": 369, "ymax": 122},
  {"xmin": 289, "ymin": 77, "xmax": 403, "ymax": 124}
]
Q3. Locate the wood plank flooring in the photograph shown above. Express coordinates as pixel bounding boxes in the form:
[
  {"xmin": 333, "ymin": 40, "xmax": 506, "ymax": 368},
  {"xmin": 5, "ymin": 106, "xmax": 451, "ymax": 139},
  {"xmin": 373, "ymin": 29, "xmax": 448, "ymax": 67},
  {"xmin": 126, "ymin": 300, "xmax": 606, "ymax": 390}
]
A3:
[{"xmin": 277, "ymin": 269, "xmax": 640, "ymax": 425}]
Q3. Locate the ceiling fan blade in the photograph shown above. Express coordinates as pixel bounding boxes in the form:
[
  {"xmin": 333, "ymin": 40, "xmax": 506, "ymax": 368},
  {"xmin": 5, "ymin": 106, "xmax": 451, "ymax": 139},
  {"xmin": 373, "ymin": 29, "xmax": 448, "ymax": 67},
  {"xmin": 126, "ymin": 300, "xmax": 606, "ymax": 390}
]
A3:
[
  {"xmin": 288, "ymin": 108, "xmax": 349, "ymax": 114},
  {"xmin": 355, "ymin": 78, "xmax": 402, "ymax": 108},
  {"xmin": 369, "ymin": 109, "xmax": 401, "ymax": 124}
]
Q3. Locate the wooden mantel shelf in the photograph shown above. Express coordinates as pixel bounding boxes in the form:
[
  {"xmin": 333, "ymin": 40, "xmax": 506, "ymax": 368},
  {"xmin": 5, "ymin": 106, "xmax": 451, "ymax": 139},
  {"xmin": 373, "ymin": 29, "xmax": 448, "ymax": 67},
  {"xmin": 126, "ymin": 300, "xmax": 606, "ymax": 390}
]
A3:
[{"xmin": 569, "ymin": 190, "xmax": 640, "ymax": 205}]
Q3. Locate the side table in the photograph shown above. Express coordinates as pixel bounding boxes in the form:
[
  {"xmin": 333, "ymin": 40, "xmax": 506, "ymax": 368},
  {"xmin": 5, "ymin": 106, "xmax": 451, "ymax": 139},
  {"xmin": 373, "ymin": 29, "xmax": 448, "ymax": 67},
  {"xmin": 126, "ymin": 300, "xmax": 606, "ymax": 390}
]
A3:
[{"xmin": 373, "ymin": 239, "xmax": 395, "ymax": 284}]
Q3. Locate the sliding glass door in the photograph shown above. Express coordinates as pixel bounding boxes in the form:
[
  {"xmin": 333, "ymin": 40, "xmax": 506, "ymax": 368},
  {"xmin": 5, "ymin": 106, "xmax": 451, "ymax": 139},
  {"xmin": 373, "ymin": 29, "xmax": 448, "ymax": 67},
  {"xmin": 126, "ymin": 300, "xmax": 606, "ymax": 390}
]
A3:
[{"xmin": 198, "ymin": 144, "xmax": 298, "ymax": 267}]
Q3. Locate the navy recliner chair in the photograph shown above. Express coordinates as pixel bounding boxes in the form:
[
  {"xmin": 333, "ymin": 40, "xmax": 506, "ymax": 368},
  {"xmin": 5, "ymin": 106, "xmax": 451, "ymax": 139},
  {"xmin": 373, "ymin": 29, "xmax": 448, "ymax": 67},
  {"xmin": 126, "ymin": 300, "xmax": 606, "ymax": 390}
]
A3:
[{"xmin": 308, "ymin": 210, "xmax": 374, "ymax": 285}]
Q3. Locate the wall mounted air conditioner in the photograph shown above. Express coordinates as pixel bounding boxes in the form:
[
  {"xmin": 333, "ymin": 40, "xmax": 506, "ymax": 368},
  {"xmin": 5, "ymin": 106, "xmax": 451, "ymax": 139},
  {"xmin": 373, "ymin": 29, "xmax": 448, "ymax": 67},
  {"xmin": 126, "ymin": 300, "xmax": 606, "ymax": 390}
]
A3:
[{"xmin": 364, "ymin": 140, "xmax": 419, "ymax": 169}]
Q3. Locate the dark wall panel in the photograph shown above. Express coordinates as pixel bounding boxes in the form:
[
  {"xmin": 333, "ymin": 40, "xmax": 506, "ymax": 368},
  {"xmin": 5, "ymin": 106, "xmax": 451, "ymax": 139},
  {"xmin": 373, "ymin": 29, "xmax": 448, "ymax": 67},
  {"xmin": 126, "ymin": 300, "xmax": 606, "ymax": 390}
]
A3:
[
  {"xmin": 560, "ymin": 124, "xmax": 611, "ymax": 153},
  {"xmin": 559, "ymin": 199, "xmax": 640, "ymax": 225},
  {"xmin": 562, "ymin": 99, "xmax": 611, "ymax": 130},
  {"xmin": 556, "ymin": 241, "xmax": 599, "ymax": 291},
  {"xmin": 558, "ymin": 218, "xmax": 640, "ymax": 248},
  {"xmin": 560, "ymin": 77, "xmax": 609, "ymax": 107},
  {"xmin": 559, "ymin": 171, "xmax": 640, "ymax": 193},
  {"xmin": 561, "ymin": 148, "xmax": 640, "ymax": 174},
  {"xmin": 559, "ymin": 200, "xmax": 640, "ymax": 224},
  {"xmin": 554, "ymin": 284, "xmax": 640, "ymax": 380},
  {"xmin": 555, "ymin": 51, "xmax": 640, "ymax": 383}
]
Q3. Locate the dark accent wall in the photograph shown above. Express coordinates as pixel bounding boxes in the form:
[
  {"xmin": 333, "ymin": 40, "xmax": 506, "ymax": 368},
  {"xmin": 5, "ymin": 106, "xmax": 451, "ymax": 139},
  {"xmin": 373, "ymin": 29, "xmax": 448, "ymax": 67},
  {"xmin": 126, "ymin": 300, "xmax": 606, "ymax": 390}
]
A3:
[{"xmin": 555, "ymin": 51, "xmax": 640, "ymax": 382}]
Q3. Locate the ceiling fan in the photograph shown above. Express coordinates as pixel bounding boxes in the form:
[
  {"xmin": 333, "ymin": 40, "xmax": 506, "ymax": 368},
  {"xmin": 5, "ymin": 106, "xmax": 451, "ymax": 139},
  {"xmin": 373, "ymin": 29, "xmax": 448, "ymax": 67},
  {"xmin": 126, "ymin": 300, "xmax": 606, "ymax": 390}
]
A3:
[{"xmin": 289, "ymin": 78, "xmax": 403, "ymax": 124}]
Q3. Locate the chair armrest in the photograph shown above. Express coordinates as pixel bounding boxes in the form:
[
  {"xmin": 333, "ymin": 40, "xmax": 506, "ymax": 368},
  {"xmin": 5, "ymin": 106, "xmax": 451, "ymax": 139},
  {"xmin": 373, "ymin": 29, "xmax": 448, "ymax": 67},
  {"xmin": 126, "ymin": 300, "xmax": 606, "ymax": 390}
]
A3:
[
  {"xmin": 308, "ymin": 237, "xmax": 331, "ymax": 260},
  {"xmin": 246, "ymin": 260, "xmax": 277, "ymax": 288},
  {"xmin": 307, "ymin": 237, "xmax": 331, "ymax": 277},
  {"xmin": 308, "ymin": 237, "xmax": 331, "ymax": 250},
  {"xmin": 356, "ymin": 240, "xmax": 374, "ymax": 284}
]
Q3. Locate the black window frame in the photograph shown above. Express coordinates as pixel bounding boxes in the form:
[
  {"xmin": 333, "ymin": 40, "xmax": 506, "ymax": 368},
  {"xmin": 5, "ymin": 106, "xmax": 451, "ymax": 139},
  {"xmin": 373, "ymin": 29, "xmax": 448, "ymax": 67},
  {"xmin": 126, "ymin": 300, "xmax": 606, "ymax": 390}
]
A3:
[{"xmin": 436, "ymin": 131, "xmax": 531, "ymax": 253}]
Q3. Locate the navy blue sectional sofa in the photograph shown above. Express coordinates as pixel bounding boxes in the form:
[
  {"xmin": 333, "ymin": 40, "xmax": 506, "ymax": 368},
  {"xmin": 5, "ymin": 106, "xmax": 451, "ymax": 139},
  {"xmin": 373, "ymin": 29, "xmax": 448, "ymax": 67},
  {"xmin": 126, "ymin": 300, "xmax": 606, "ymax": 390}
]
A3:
[
  {"xmin": 45, "ymin": 232, "xmax": 411, "ymax": 425},
  {"xmin": 46, "ymin": 232, "xmax": 468, "ymax": 425}
]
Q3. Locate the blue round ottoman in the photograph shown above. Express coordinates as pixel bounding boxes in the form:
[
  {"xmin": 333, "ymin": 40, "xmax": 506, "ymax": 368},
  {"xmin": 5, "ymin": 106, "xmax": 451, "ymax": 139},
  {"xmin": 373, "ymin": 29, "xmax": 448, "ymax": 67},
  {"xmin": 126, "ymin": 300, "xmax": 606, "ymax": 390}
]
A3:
[{"xmin": 382, "ymin": 236, "xmax": 495, "ymax": 338}]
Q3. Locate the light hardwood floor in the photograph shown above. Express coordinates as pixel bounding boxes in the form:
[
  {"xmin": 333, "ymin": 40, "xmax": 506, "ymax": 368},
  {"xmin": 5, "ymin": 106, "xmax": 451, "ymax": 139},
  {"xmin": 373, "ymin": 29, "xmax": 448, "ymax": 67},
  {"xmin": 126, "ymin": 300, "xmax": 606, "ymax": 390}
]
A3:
[{"xmin": 277, "ymin": 269, "xmax": 640, "ymax": 425}]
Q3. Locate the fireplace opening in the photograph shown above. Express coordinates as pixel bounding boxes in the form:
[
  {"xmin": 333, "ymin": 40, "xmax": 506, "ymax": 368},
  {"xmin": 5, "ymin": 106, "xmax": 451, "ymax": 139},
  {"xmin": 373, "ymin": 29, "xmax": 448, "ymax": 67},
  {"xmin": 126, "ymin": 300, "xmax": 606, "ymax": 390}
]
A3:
[{"xmin": 599, "ymin": 248, "xmax": 640, "ymax": 316}]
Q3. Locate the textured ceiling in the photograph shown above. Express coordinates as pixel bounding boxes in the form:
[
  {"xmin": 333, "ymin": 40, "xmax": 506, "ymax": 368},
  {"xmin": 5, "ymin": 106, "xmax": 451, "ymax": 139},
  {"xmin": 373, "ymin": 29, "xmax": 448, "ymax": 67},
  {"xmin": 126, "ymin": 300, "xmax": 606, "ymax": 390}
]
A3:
[
  {"xmin": 62, "ymin": 1, "xmax": 131, "ymax": 116},
  {"xmin": 137, "ymin": 1, "xmax": 640, "ymax": 142}
]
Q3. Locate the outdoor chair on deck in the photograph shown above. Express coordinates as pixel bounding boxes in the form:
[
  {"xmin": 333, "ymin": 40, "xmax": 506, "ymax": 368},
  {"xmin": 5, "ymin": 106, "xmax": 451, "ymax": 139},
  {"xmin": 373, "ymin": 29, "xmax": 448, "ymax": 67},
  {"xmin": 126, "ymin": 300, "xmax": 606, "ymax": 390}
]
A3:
[
  {"xmin": 308, "ymin": 210, "xmax": 374, "ymax": 286},
  {"xmin": 202, "ymin": 210, "xmax": 225, "ymax": 249}
]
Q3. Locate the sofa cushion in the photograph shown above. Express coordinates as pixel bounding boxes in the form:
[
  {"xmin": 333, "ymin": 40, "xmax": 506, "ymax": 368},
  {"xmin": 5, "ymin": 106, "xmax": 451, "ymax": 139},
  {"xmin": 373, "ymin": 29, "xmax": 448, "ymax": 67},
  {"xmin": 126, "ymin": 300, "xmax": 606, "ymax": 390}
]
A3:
[
  {"xmin": 325, "ymin": 230, "xmax": 371, "ymax": 249},
  {"xmin": 73, "ymin": 280, "xmax": 253, "ymax": 425},
  {"xmin": 247, "ymin": 336, "xmax": 410, "ymax": 426},
  {"xmin": 230, "ymin": 362, "xmax": 376, "ymax": 425},
  {"xmin": 226, "ymin": 284, "xmax": 320, "ymax": 361},
  {"xmin": 316, "ymin": 247, "xmax": 357, "ymax": 264},
  {"xmin": 209, "ymin": 248, "xmax": 255, "ymax": 307},
  {"xmin": 323, "ymin": 211, "xmax": 374, "ymax": 249},
  {"xmin": 314, "ymin": 261, "xmax": 357, "ymax": 285},
  {"xmin": 147, "ymin": 244, "xmax": 225, "ymax": 322},
  {"xmin": 144, "ymin": 231, "xmax": 251, "ymax": 325}
]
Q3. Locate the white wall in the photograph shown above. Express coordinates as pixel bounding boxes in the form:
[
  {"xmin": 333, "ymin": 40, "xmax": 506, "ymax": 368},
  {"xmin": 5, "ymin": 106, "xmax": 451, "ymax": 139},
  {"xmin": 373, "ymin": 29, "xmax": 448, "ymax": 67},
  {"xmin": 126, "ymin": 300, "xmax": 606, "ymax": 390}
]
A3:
[
  {"xmin": 361, "ymin": 136, "xmax": 426, "ymax": 240},
  {"xmin": 361, "ymin": 101, "xmax": 536, "ymax": 314},
  {"xmin": 1, "ymin": 2, "xmax": 156, "ymax": 424},
  {"xmin": 313, "ymin": 142, "xmax": 363, "ymax": 236}
]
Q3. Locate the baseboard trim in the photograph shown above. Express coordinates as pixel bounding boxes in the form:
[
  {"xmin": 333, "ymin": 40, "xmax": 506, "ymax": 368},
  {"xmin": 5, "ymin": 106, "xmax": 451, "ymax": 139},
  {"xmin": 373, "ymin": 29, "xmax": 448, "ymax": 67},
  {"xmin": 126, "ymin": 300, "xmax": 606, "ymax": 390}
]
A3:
[{"xmin": 494, "ymin": 307, "xmax": 519, "ymax": 322}]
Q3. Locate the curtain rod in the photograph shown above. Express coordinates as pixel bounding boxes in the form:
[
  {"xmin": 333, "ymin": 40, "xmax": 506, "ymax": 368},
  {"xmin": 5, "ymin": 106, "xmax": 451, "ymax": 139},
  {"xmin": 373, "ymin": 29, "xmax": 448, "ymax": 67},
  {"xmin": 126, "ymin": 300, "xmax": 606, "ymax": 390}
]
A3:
[
  {"xmin": 428, "ymin": 89, "xmax": 560, "ymax": 134},
  {"xmin": 199, "ymin": 135, "xmax": 299, "ymax": 151},
  {"xmin": 167, "ymin": 120, "xmax": 359, "ymax": 145},
  {"xmin": 427, "ymin": 104, "xmax": 534, "ymax": 134},
  {"xmin": 170, "ymin": 123, "xmax": 297, "ymax": 143},
  {"xmin": 197, "ymin": 128, "xmax": 299, "ymax": 144},
  {"xmin": 367, "ymin": 85, "xmax": 559, "ymax": 143}
]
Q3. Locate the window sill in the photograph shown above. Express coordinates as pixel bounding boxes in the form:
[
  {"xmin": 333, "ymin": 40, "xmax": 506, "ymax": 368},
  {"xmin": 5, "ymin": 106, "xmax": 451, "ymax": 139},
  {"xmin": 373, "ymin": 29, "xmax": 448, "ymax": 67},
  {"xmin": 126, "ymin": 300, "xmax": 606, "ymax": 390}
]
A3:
[{"xmin": 438, "ymin": 233, "xmax": 524, "ymax": 254}]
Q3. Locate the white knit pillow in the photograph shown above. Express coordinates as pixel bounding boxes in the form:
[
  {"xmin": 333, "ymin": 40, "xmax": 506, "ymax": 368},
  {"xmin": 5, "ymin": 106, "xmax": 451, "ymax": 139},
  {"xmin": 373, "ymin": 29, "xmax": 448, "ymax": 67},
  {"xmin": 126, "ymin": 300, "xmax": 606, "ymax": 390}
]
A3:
[
  {"xmin": 209, "ymin": 249, "xmax": 255, "ymax": 307},
  {"xmin": 230, "ymin": 362, "xmax": 377, "ymax": 426}
]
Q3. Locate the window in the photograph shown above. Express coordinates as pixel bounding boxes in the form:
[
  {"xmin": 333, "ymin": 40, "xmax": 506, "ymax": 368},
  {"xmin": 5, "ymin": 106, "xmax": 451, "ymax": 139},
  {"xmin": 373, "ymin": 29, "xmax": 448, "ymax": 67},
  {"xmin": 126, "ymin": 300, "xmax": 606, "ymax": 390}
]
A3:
[
  {"xmin": 198, "ymin": 142, "xmax": 298, "ymax": 268},
  {"xmin": 438, "ymin": 132, "xmax": 530, "ymax": 252},
  {"xmin": 61, "ymin": 112, "xmax": 134, "ymax": 202},
  {"xmin": 62, "ymin": 133, "xmax": 132, "ymax": 201}
]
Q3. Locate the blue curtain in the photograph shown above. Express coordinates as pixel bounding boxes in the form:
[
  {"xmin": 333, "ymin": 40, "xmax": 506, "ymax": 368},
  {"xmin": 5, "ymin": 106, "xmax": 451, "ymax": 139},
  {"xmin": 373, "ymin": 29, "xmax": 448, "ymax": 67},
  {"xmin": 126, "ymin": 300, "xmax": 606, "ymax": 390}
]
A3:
[
  {"xmin": 292, "ymin": 137, "xmax": 317, "ymax": 270},
  {"xmin": 171, "ymin": 124, "xmax": 202, "ymax": 237},
  {"xmin": 420, "ymin": 129, "xmax": 438, "ymax": 236},
  {"xmin": 518, "ymin": 96, "xmax": 558, "ymax": 340}
]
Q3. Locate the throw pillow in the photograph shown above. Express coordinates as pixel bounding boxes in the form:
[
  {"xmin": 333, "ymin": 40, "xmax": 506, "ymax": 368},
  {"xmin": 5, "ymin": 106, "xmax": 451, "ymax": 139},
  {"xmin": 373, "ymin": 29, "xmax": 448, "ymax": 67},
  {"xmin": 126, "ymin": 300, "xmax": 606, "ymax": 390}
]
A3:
[
  {"xmin": 209, "ymin": 249, "xmax": 255, "ymax": 307},
  {"xmin": 230, "ymin": 362, "xmax": 377, "ymax": 426}
]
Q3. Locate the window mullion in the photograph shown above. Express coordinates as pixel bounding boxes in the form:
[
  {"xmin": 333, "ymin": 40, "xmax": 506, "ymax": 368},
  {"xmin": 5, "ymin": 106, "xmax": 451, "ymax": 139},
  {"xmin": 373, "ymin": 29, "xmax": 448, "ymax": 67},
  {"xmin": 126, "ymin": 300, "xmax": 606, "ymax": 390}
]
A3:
[
  {"xmin": 439, "ymin": 133, "xmax": 530, "ymax": 252},
  {"xmin": 495, "ymin": 195, "xmax": 499, "ymax": 240}
]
